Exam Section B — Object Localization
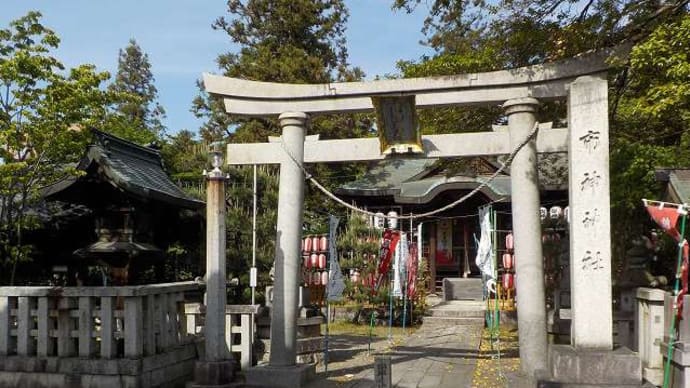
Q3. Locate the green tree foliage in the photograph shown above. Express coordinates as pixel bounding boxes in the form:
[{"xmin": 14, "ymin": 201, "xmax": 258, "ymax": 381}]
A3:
[
  {"xmin": 224, "ymin": 165, "xmax": 279, "ymax": 302},
  {"xmin": 108, "ymin": 39, "xmax": 166, "ymax": 144},
  {"xmin": 337, "ymin": 213, "xmax": 386, "ymax": 307},
  {"xmin": 160, "ymin": 130, "xmax": 208, "ymax": 177},
  {"xmin": 0, "ymin": 12, "xmax": 113, "ymax": 284},
  {"xmin": 192, "ymin": 0, "xmax": 367, "ymax": 143},
  {"xmin": 393, "ymin": 1, "xmax": 690, "ymax": 268},
  {"xmin": 189, "ymin": 1, "xmax": 378, "ymax": 301}
]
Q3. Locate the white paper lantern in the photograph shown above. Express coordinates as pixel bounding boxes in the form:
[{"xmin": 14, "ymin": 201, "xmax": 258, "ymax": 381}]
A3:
[
  {"xmin": 373, "ymin": 212, "xmax": 385, "ymax": 229},
  {"xmin": 540, "ymin": 207, "xmax": 548, "ymax": 221},
  {"xmin": 549, "ymin": 206, "xmax": 563, "ymax": 220},
  {"xmin": 387, "ymin": 211, "xmax": 398, "ymax": 229}
]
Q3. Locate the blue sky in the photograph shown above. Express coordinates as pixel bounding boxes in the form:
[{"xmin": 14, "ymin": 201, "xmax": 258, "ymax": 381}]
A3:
[{"xmin": 1, "ymin": 1, "xmax": 433, "ymax": 135}]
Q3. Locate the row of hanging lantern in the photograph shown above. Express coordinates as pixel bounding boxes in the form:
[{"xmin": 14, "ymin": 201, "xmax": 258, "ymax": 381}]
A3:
[
  {"xmin": 302, "ymin": 270, "xmax": 329, "ymax": 286},
  {"xmin": 303, "ymin": 253, "xmax": 327, "ymax": 269},
  {"xmin": 302, "ymin": 234, "xmax": 329, "ymax": 253},
  {"xmin": 540, "ymin": 206, "xmax": 570, "ymax": 223},
  {"xmin": 503, "ymin": 232, "xmax": 515, "ymax": 291},
  {"xmin": 372, "ymin": 211, "xmax": 399, "ymax": 230},
  {"xmin": 302, "ymin": 234, "xmax": 329, "ymax": 287}
]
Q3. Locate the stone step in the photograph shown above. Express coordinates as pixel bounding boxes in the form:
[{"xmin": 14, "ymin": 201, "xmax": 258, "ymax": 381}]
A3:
[
  {"xmin": 442, "ymin": 278, "xmax": 484, "ymax": 301},
  {"xmin": 428, "ymin": 308, "xmax": 486, "ymax": 318},
  {"xmin": 427, "ymin": 300, "xmax": 486, "ymax": 318},
  {"xmin": 422, "ymin": 316, "xmax": 485, "ymax": 326}
]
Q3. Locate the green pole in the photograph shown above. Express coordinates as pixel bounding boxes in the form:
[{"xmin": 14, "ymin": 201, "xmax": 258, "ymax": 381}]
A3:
[
  {"xmin": 663, "ymin": 206, "xmax": 687, "ymax": 388},
  {"xmin": 388, "ymin": 269, "xmax": 393, "ymax": 341},
  {"xmin": 368, "ymin": 310, "xmax": 375, "ymax": 355}
]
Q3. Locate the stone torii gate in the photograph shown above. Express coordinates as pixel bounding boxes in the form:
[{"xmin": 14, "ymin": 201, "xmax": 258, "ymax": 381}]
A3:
[{"xmin": 202, "ymin": 49, "xmax": 637, "ymax": 386}]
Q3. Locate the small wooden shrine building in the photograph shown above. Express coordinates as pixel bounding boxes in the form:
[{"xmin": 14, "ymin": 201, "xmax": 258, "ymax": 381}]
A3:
[{"xmin": 33, "ymin": 129, "xmax": 204, "ymax": 285}]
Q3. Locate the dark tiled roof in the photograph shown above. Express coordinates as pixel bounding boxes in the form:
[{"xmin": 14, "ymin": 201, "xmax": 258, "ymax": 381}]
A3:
[
  {"xmin": 45, "ymin": 130, "xmax": 204, "ymax": 209},
  {"xmin": 656, "ymin": 168, "xmax": 690, "ymax": 203},
  {"xmin": 335, "ymin": 158, "xmax": 438, "ymax": 197}
]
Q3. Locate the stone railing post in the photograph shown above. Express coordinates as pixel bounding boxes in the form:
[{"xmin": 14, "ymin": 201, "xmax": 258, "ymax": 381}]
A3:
[
  {"xmin": 504, "ymin": 97, "xmax": 548, "ymax": 377},
  {"xmin": 0, "ymin": 296, "xmax": 10, "ymax": 355},
  {"xmin": 57, "ymin": 297, "xmax": 76, "ymax": 357},
  {"xmin": 78, "ymin": 296, "xmax": 96, "ymax": 357},
  {"xmin": 124, "ymin": 296, "xmax": 144, "ymax": 358},
  {"xmin": 37, "ymin": 297, "xmax": 54, "ymax": 357},
  {"xmin": 100, "ymin": 296, "xmax": 116, "ymax": 358}
]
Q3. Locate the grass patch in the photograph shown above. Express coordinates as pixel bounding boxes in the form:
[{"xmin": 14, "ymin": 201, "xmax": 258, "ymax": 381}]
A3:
[{"xmin": 324, "ymin": 320, "xmax": 419, "ymax": 338}]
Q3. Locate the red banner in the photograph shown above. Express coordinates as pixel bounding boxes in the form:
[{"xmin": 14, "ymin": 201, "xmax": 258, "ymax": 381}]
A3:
[
  {"xmin": 646, "ymin": 204, "xmax": 683, "ymax": 241},
  {"xmin": 645, "ymin": 202, "xmax": 689, "ymax": 321},
  {"xmin": 407, "ymin": 243, "xmax": 419, "ymax": 298},
  {"xmin": 375, "ymin": 229, "xmax": 400, "ymax": 290}
]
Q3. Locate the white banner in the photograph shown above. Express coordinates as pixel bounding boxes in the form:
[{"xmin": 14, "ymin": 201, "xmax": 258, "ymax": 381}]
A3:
[{"xmin": 326, "ymin": 216, "xmax": 345, "ymax": 301}]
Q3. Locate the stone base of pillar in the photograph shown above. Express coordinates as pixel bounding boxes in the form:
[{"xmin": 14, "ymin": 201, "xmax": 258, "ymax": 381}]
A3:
[
  {"xmin": 660, "ymin": 341, "xmax": 690, "ymax": 388},
  {"xmin": 190, "ymin": 360, "xmax": 236, "ymax": 388},
  {"xmin": 542, "ymin": 345, "xmax": 643, "ymax": 386},
  {"xmin": 244, "ymin": 363, "xmax": 315, "ymax": 388}
]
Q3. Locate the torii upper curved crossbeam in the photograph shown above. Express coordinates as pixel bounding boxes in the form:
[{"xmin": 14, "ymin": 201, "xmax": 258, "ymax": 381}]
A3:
[{"xmin": 202, "ymin": 46, "xmax": 626, "ymax": 117}]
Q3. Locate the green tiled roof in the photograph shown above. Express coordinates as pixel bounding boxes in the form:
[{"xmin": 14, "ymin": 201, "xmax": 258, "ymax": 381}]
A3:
[{"xmin": 337, "ymin": 153, "xmax": 567, "ymax": 205}]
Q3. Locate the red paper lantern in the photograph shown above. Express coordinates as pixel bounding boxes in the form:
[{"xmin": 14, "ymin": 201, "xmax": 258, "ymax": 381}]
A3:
[
  {"xmin": 310, "ymin": 253, "xmax": 318, "ymax": 268},
  {"xmin": 503, "ymin": 273, "xmax": 514, "ymax": 290},
  {"xmin": 312, "ymin": 236, "xmax": 320, "ymax": 252},
  {"xmin": 319, "ymin": 236, "xmax": 328, "ymax": 251},
  {"xmin": 318, "ymin": 254, "xmax": 326, "ymax": 269},
  {"xmin": 502, "ymin": 253, "xmax": 513, "ymax": 270},
  {"xmin": 505, "ymin": 233, "xmax": 514, "ymax": 250},
  {"xmin": 304, "ymin": 236, "xmax": 312, "ymax": 253},
  {"xmin": 312, "ymin": 271, "xmax": 321, "ymax": 285},
  {"xmin": 321, "ymin": 271, "xmax": 328, "ymax": 286},
  {"xmin": 303, "ymin": 255, "xmax": 310, "ymax": 269}
]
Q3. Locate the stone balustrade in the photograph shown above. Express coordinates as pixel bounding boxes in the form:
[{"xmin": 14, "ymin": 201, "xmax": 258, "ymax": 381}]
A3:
[
  {"xmin": 0, "ymin": 281, "xmax": 200, "ymax": 360},
  {"xmin": 183, "ymin": 302, "xmax": 258, "ymax": 370}
]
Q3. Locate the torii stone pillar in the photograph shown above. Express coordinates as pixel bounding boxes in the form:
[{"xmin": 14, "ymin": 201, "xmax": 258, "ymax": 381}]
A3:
[
  {"xmin": 270, "ymin": 112, "xmax": 308, "ymax": 366},
  {"xmin": 504, "ymin": 97, "xmax": 548, "ymax": 376}
]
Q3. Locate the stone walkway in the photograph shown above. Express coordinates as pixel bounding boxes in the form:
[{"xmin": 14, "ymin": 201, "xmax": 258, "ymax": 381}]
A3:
[
  {"xmin": 305, "ymin": 319, "xmax": 531, "ymax": 387},
  {"xmin": 348, "ymin": 322, "xmax": 484, "ymax": 388}
]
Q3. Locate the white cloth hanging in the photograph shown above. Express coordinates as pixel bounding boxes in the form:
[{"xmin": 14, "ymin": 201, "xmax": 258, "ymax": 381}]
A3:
[
  {"xmin": 392, "ymin": 232, "xmax": 409, "ymax": 298},
  {"xmin": 475, "ymin": 206, "xmax": 495, "ymax": 280}
]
